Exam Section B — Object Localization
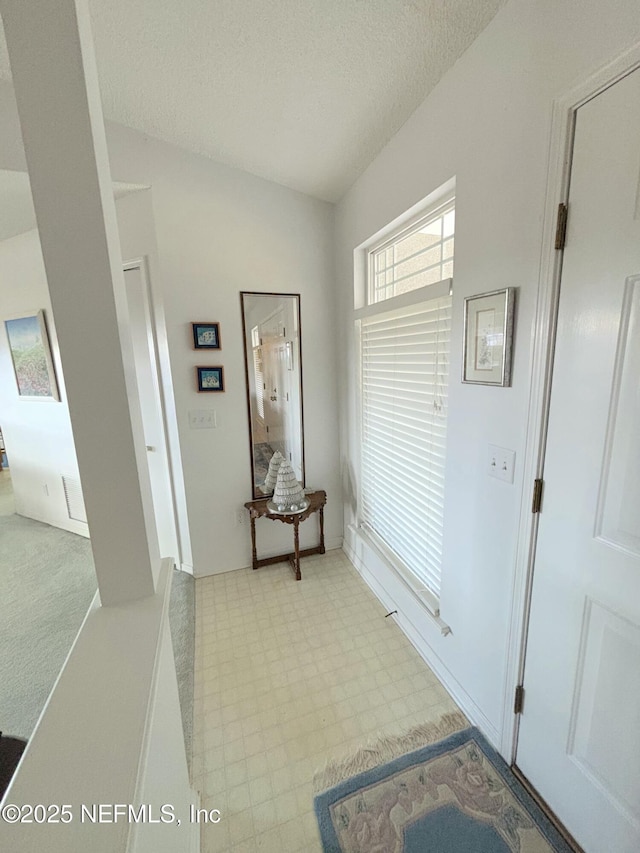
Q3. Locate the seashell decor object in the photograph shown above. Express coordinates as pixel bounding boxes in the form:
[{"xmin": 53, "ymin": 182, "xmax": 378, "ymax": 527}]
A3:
[
  {"xmin": 272, "ymin": 460, "xmax": 307, "ymax": 511},
  {"xmin": 263, "ymin": 450, "xmax": 285, "ymax": 494}
]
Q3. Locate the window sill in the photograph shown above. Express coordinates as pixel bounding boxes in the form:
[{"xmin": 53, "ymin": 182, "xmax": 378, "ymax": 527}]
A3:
[{"xmin": 354, "ymin": 524, "xmax": 452, "ymax": 637}]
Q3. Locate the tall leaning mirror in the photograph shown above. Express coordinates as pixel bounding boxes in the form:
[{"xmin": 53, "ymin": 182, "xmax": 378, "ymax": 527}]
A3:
[{"xmin": 240, "ymin": 292, "xmax": 305, "ymax": 499}]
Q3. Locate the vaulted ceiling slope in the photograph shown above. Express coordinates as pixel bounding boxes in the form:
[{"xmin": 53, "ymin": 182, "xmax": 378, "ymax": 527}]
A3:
[
  {"xmin": 0, "ymin": 1, "xmax": 506, "ymax": 202},
  {"xmin": 0, "ymin": 170, "xmax": 147, "ymax": 242}
]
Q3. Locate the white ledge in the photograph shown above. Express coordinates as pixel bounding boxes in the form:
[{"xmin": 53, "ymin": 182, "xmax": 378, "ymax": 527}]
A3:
[
  {"xmin": 0, "ymin": 559, "xmax": 175, "ymax": 853},
  {"xmin": 348, "ymin": 524, "xmax": 452, "ymax": 636}
]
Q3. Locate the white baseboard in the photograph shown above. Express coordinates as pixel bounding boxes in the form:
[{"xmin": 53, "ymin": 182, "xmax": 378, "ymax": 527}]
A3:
[
  {"xmin": 343, "ymin": 538, "xmax": 501, "ymax": 750},
  {"xmin": 194, "ymin": 538, "xmax": 344, "ymax": 578},
  {"xmin": 241, "ymin": 536, "xmax": 344, "ymax": 565},
  {"xmin": 15, "ymin": 508, "xmax": 90, "ymax": 539}
]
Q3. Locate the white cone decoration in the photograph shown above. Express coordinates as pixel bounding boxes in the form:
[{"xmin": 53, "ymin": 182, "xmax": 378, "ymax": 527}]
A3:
[
  {"xmin": 272, "ymin": 460, "xmax": 306, "ymax": 511},
  {"xmin": 263, "ymin": 451, "xmax": 284, "ymax": 494}
]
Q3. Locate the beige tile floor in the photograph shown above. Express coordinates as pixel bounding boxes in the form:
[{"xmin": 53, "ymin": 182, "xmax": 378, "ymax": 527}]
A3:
[{"xmin": 193, "ymin": 549, "xmax": 459, "ymax": 853}]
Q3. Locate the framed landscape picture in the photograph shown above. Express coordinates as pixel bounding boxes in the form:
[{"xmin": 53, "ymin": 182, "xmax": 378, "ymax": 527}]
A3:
[
  {"xmin": 197, "ymin": 366, "xmax": 224, "ymax": 392},
  {"xmin": 192, "ymin": 322, "xmax": 221, "ymax": 349},
  {"xmin": 462, "ymin": 288, "xmax": 515, "ymax": 386},
  {"xmin": 4, "ymin": 310, "xmax": 60, "ymax": 400}
]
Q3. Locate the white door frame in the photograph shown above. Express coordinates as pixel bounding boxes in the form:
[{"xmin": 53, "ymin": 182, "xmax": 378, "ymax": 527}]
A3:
[
  {"xmin": 122, "ymin": 256, "xmax": 193, "ymax": 575},
  {"xmin": 501, "ymin": 42, "xmax": 640, "ymax": 762}
]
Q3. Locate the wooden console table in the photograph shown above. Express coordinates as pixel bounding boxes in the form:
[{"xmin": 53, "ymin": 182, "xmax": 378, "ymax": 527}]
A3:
[{"xmin": 244, "ymin": 490, "xmax": 327, "ymax": 580}]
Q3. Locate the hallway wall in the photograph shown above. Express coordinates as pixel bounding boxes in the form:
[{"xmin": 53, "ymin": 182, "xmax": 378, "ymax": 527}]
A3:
[
  {"xmin": 0, "ymin": 107, "xmax": 341, "ymax": 575},
  {"xmin": 335, "ymin": 0, "xmax": 640, "ymax": 747},
  {"xmin": 0, "ymin": 228, "xmax": 87, "ymax": 535}
]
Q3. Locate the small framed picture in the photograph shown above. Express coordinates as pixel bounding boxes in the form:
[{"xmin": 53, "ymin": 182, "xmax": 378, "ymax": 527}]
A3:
[
  {"xmin": 462, "ymin": 288, "xmax": 516, "ymax": 386},
  {"xmin": 197, "ymin": 366, "xmax": 224, "ymax": 392},
  {"xmin": 192, "ymin": 322, "xmax": 221, "ymax": 349}
]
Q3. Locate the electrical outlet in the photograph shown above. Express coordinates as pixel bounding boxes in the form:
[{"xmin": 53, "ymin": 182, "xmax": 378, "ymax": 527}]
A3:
[
  {"xmin": 189, "ymin": 409, "xmax": 217, "ymax": 429},
  {"xmin": 235, "ymin": 509, "xmax": 246, "ymax": 526},
  {"xmin": 488, "ymin": 445, "xmax": 516, "ymax": 483}
]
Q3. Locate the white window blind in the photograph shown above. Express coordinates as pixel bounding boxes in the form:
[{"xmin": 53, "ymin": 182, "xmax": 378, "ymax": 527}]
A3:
[
  {"xmin": 253, "ymin": 347, "xmax": 265, "ymax": 420},
  {"xmin": 360, "ymin": 293, "xmax": 451, "ymax": 600}
]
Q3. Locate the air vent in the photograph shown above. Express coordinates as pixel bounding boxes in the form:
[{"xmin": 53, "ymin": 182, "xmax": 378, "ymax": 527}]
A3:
[{"xmin": 62, "ymin": 475, "xmax": 88, "ymax": 523}]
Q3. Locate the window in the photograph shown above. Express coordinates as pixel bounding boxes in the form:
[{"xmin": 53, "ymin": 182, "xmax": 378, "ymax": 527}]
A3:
[
  {"xmin": 369, "ymin": 201, "xmax": 454, "ymax": 305},
  {"xmin": 359, "ymin": 199, "xmax": 454, "ymax": 610}
]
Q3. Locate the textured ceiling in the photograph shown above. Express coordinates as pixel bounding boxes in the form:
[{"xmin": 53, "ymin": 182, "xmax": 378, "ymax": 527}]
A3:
[{"xmin": 0, "ymin": 1, "xmax": 505, "ymax": 201}]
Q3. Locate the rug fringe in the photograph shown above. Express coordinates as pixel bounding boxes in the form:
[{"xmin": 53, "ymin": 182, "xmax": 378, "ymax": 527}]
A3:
[{"xmin": 313, "ymin": 711, "xmax": 468, "ymax": 794}]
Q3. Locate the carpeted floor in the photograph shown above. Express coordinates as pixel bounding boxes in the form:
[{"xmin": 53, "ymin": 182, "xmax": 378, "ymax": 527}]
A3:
[
  {"xmin": 0, "ymin": 487, "xmax": 97, "ymax": 740},
  {"xmin": 0, "ymin": 470, "xmax": 194, "ymax": 766}
]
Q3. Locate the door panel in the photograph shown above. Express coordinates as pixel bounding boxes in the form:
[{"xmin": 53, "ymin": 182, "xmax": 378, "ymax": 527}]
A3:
[
  {"xmin": 516, "ymin": 68, "xmax": 640, "ymax": 853},
  {"xmin": 597, "ymin": 275, "xmax": 640, "ymax": 555},
  {"xmin": 568, "ymin": 599, "xmax": 640, "ymax": 822}
]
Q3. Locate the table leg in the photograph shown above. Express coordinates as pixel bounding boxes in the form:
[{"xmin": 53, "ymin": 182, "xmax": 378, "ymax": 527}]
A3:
[
  {"xmin": 294, "ymin": 517, "xmax": 301, "ymax": 580},
  {"xmin": 250, "ymin": 514, "xmax": 258, "ymax": 570},
  {"xmin": 319, "ymin": 505, "xmax": 325, "ymax": 554}
]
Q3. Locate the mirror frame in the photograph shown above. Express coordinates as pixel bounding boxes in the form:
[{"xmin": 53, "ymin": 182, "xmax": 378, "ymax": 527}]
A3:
[{"xmin": 240, "ymin": 291, "xmax": 306, "ymax": 499}]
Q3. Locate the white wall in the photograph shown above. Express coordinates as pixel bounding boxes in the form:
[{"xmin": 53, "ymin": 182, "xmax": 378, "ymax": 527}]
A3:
[
  {"xmin": 107, "ymin": 128, "xmax": 340, "ymax": 576},
  {"xmin": 0, "ymin": 192, "xmax": 190, "ymax": 562},
  {"xmin": 336, "ymin": 0, "xmax": 640, "ymax": 748},
  {"xmin": 0, "ymin": 229, "xmax": 88, "ymax": 535},
  {"xmin": 0, "ymin": 105, "xmax": 340, "ymax": 576}
]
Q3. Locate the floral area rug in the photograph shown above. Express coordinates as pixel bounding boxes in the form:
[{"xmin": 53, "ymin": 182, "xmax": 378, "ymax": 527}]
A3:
[{"xmin": 314, "ymin": 725, "xmax": 573, "ymax": 853}]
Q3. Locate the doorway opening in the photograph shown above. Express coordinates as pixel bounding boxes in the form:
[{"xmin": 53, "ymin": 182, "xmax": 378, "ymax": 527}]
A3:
[{"xmin": 121, "ymin": 259, "xmax": 191, "ymax": 570}]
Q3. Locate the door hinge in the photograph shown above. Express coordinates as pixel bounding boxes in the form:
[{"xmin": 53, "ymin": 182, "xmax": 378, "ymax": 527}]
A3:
[
  {"xmin": 532, "ymin": 478, "xmax": 543, "ymax": 514},
  {"xmin": 555, "ymin": 203, "xmax": 568, "ymax": 250},
  {"xmin": 514, "ymin": 685, "xmax": 525, "ymax": 715}
]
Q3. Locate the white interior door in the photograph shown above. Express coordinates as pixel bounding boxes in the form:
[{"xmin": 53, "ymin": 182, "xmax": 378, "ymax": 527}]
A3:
[
  {"xmin": 516, "ymin": 68, "xmax": 640, "ymax": 852},
  {"xmin": 122, "ymin": 265, "xmax": 179, "ymax": 561}
]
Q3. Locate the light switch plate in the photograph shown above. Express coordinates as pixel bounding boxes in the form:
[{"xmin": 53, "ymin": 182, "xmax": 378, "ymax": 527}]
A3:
[
  {"xmin": 488, "ymin": 445, "xmax": 515, "ymax": 483},
  {"xmin": 189, "ymin": 409, "xmax": 217, "ymax": 429}
]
